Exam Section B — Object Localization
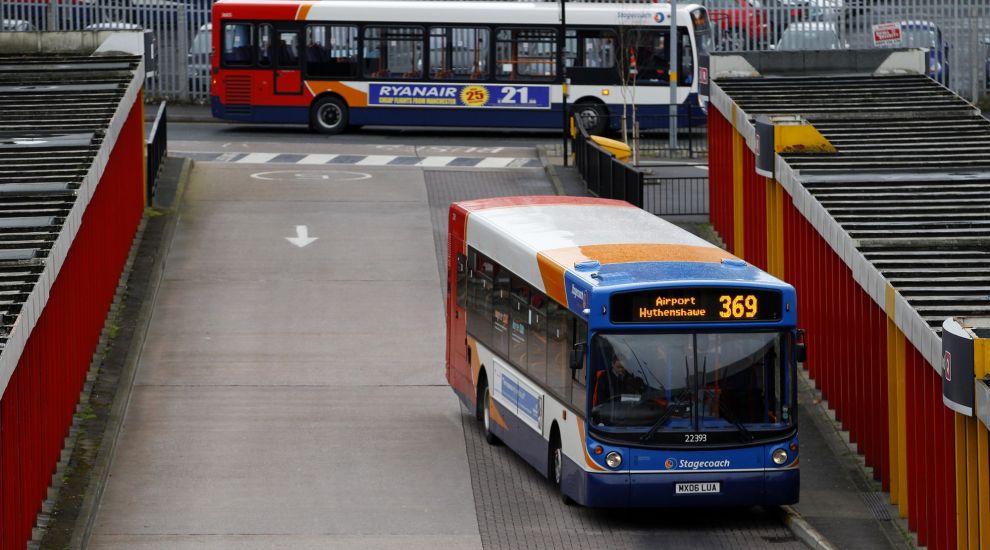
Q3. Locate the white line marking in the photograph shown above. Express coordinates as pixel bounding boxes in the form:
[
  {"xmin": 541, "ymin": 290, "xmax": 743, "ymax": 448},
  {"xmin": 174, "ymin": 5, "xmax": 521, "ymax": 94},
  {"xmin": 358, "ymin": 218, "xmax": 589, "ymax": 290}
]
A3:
[
  {"xmin": 297, "ymin": 154, "xmax": 339, "ymax": 165},
  {"xmin": 416, "ymin": 156, "xmax": 458, "ymax": 167},
  {"xmin": 356, "ymin": 155, "xmax": 398, "ymax": 166},
  {"xmin": 236, "ymin": 153, "xmax": 279, "ymax": 164}
]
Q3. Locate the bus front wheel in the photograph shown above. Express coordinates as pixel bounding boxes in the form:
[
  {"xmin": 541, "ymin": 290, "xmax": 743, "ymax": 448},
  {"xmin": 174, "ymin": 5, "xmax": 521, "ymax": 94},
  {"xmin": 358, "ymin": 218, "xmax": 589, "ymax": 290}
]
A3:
[
  {"xmin": 549, "ymin": 433, "xmax": 574, "ymax": 505},
  {"xmin": 573, "ymin": 102, "xmax": 609, "ymax": 136},
  {"xmin": 310, "ymin": 96, "xmax": 349, "ymax": 135}
]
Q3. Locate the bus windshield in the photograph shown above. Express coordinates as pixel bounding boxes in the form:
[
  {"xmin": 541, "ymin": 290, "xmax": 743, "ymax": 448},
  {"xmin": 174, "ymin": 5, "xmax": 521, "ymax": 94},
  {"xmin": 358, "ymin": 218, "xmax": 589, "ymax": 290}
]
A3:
[{"xmin": 589, "ymin": 331, "xmax": 793, "ymax": 444}]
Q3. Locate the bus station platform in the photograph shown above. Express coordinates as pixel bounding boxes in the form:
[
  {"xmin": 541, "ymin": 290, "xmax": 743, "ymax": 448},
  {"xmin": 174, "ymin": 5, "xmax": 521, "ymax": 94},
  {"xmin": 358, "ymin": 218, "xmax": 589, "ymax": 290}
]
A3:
[
  {"xmin": 22, "ymin": 141, "xmax": 912, "ymax": 550},
  {"xmin": 10, "ymin": 67, "xmax": 924, "ymax": 550}
]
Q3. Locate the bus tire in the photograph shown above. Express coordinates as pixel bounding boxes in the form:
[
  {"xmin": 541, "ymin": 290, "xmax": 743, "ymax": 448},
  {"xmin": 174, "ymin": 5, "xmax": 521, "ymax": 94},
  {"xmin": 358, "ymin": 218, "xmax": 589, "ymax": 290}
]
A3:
[
  {"xmin": 310, "ymin": 96, "xmax": 349, "ymax": 135},
  {"xmin": 481, "ymin": 381, "xmax": 501, "ymax": 446},
  {"xmin": 573, "ymin": 102, "xmax": 608, "ymax": 136},
  {"xmin": 549, "ymin": 431, "xmax": 574, "ymax": 505}
]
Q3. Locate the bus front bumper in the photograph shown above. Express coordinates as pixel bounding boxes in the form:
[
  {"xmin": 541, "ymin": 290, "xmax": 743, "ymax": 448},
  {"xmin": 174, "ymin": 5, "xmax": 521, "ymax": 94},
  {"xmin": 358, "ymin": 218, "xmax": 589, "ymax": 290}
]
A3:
[{"xmin": 565, "ymin": 461, "xmax": 799, "ymax": 508}]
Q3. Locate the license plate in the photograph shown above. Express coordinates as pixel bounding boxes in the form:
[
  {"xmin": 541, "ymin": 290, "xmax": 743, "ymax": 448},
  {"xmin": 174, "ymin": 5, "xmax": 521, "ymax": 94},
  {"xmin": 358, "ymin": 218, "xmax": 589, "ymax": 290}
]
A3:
[{"xmin": 675, "ymin": 482, "xmax": 720, "ymax": 494}]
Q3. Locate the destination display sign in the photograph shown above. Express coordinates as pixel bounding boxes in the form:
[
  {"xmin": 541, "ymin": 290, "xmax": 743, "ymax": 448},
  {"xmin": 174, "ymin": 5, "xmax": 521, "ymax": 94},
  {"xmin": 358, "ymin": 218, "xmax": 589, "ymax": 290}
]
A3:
[
  {"xmin": 610, "ymin": 288, "xmax": 782, "ymax": 324},
  {"xmin": 368, "ymin": 83, "xmax": 551, "ymax": 109}
]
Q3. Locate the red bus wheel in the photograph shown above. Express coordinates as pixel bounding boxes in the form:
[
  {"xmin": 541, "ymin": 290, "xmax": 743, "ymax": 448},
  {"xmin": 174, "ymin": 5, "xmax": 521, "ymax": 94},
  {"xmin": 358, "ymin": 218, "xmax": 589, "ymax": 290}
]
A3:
[{"xmin": 310, "ymin": 96, "xmax": 349, "ymax": 135}]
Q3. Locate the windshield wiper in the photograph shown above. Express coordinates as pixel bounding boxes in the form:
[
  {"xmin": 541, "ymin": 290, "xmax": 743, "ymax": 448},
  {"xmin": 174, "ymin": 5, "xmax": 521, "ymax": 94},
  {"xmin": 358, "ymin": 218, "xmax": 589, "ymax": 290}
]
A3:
[
  {"xmin": 716, "ymin": 398, "xmax": 753, "ymax": 442},
  {"xmin": 640, "ymin": 356, "xmax": 696, "ymax": 443},
  {"xmin": 638, "ymin": 398, "xmax": 689, "ymax": 442}
]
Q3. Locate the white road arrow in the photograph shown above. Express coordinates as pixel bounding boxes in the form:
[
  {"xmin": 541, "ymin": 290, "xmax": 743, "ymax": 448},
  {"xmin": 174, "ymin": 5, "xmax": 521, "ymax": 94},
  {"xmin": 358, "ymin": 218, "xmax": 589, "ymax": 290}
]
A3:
[{"xmin": 286, "ymin": 225, "xmax": 318, "ymax": 248}]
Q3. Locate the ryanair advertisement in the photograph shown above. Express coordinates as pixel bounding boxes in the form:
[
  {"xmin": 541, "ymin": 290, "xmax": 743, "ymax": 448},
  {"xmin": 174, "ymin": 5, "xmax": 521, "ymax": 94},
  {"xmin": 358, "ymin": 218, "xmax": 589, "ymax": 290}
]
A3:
[{"xmin": 368, "ymin": 83, "xmax": 551, "ymax": 109}]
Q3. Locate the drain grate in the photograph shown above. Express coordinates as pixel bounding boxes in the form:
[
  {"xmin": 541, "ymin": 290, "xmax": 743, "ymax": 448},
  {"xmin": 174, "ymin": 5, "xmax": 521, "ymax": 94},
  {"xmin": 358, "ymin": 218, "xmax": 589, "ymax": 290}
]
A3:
[{"xmin": 861, "ymin": 491, "xmax": 893, "ymax": 522}]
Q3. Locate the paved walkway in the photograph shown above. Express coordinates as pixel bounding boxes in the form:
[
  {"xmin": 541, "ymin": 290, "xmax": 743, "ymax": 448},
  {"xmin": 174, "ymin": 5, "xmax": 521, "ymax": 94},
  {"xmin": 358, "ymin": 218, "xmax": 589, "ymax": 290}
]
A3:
[{"xmin": 86, "ymin": 161, "xmax": 481, "ymax": 549}]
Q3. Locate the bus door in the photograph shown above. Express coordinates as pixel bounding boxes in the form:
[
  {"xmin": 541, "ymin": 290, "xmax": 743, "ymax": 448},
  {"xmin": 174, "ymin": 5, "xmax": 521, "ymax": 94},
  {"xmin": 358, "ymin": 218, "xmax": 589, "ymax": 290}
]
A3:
[{"xmin": 274, "ymin": 28, "xmax": 303, "ymax": 95}]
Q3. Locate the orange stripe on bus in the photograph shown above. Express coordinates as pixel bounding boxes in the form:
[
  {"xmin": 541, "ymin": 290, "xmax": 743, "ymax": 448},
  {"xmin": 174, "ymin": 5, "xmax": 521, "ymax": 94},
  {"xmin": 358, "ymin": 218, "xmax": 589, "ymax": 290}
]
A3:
[
  {"xmin": 543, "ymin": 243, "xmax": 735, "ymax": 267},
  {"xmin": 537, "ymin": 244, "xmax": 734, "ymax": 301},
  {"xmin": 305, "ymin": 81, "xmax": 369, "ymax": 107},
  {"xmin": 468, "ymin": 336, "xmax": 481, "ymax": 388},
  {"xmin": 295, "ymin": 2, "xmax": 313, "ymax": 20},
  {"xmin": 536, "ymin": 252, "xmax": 568, "ymax": 306},
  {"xmin": 489, "ymin": 398, "xmax": 509, "ymax": 430},
  {"xmin": 578, "ymin": 419, "xmax": 607, "ymax": 472}
]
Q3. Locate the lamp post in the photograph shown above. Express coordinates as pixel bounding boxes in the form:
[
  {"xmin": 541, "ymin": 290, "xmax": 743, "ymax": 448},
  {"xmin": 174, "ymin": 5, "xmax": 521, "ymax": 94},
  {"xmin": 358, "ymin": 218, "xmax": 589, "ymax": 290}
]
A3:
[{"xmin": 669, "ymin": 0, "xmax": 679, "ymax": 150}]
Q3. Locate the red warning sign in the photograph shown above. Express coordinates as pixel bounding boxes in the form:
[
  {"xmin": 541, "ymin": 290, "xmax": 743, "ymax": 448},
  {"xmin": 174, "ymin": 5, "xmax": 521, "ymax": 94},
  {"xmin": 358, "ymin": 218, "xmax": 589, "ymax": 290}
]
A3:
[{"xmin": 873, "ymin": 23, "xmax": 902, "ymax": 47}]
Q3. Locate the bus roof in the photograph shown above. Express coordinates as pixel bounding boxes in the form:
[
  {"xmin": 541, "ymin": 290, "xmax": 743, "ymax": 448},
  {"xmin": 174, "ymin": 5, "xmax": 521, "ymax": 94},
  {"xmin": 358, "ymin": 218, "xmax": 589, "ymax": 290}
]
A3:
[
  {"xmin": 214, "ymin": 0, "xmax": 705, "ymax": 27},
  {"xmin": 455, "ymin": 196, "xmax": 787, "ymax": 307}
]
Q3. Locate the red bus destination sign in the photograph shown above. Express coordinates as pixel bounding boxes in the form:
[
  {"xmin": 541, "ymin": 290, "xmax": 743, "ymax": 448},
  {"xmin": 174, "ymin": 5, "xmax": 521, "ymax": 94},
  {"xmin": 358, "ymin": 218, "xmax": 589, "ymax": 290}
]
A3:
[{"xmin": 610, "ymin": 288, "xmax": 783, "ymax": 324}]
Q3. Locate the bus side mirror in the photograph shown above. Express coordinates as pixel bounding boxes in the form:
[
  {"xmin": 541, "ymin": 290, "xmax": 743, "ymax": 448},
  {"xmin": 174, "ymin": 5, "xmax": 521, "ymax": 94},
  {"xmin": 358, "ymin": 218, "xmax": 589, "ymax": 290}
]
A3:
[
  {"xmin": 570, "ymin": 342, "xmax": 586, "ymax": 371},
  {"xmin": 794, "ymin": 329, "xmax": 807, "ymax": 363}
]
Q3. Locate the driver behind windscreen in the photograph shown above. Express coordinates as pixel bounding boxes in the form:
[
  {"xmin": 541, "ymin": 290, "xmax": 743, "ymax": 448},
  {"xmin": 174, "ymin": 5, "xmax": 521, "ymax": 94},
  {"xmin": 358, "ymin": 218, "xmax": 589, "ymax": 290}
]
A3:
[{"xmin": 593, "ymin": 352, "xmax": 646, "ymax": 406}]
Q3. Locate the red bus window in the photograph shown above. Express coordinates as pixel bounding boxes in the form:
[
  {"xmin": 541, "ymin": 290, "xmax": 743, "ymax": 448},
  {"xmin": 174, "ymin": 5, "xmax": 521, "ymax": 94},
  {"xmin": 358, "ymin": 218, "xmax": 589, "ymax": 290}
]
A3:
[
  {"xmin": 306, "ymin": 25, "xmax": 358, "ymax": 78},
  {"xmin": 222, "ymin": 23, "xmax": 253, "ymax": 66},
  {"xmin": 258, "ymin": 24, "xmax": 273, "ymax": 67}
]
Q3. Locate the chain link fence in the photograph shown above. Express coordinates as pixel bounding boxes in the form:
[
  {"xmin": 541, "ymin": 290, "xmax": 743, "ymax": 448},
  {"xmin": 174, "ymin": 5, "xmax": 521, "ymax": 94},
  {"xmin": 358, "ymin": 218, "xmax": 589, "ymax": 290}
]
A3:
[{"xmin": 2, "ymin": 0, "xmax": 987, "ymax": 103}]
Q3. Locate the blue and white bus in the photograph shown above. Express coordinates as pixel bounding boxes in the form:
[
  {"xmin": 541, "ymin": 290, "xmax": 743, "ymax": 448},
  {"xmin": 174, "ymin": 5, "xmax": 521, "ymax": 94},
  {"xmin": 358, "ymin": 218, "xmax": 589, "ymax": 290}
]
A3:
[
  {"xmin": 446, "ymin": 196, "xmax": 803, "ymax": 507},
  {"xmin": 211, "ymin": 0, "xmax": 712, "ymax": 134}
]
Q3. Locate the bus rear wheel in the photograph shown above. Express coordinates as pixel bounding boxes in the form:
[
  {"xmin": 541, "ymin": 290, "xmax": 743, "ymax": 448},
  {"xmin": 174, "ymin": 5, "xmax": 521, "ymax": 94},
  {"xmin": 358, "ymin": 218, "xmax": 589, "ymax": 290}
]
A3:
[
  {"xmin": 310, "ymin": 96, "xmax": 349, "ymax": 135},
  {"xmin": 482, "ymin": 383, "xmax": 501, "ymax": 445},
  {"xmin": 573, "ymin": 102, "xmax": 608, "ymax": 136}
]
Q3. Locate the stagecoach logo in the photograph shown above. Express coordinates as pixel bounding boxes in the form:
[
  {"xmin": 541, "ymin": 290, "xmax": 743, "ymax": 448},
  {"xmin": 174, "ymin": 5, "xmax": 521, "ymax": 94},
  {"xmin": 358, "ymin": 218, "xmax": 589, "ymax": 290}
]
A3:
[
  {"xmin": 460, "ymin": 85, "xmax": 490, "ymax": 107},
  {"xmin": 664, "ymin": 458, "xmax": 675, "ymax": 470},
  {"xmin": 617, "ymin": 11, "xmax": 651, "ymax": 22},
  {"xmin": 570, "ymin": 285, "xmax": 587, "ymax": 308},
  {"xmin": 653, "ymin": 13, "xmax": 666, "ymax": 24},
  {"xmin": 665, "ymin": 458, "xmax": 732, "ymax": 470}
]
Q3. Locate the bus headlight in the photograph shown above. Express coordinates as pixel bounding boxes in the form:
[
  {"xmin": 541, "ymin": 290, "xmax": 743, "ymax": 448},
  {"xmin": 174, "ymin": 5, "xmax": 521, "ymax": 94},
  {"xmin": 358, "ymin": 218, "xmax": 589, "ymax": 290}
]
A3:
[
  {"xmin": 772, "ymin": 449, "xmax": 788, "ymax": 465},
  {"xmin": 605, "ymin": 451, "xmax": 623, "ymax": 469}
]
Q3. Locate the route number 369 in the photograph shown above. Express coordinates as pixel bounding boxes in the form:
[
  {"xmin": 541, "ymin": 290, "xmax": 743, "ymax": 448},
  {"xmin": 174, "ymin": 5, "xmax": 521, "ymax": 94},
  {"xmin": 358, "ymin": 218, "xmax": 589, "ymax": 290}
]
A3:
[{"xmin": 718, "ymin": 295, "xmax": 758, "ymax": 319}]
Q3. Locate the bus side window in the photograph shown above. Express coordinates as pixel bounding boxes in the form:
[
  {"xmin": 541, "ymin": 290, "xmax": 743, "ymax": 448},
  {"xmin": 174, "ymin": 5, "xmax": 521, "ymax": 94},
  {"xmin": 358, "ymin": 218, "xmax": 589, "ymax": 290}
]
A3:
[
  {"xmin": 679, "ymin": 28, "xmax": 694, "ymax": 85},
  {"xmin": 222, "ymin": 23, "xmax": 253, "ymax": 67},
  {"xmin": 277, "ymin": 30, "xmax": 300, "ymax": 67},
  {"xmin": 527, "ymin": 295, "xmax": 547, "ymax": 385},
  {"xmin": 455, "ymin": 253, "xmax": 466, "ymax": 309},
  {"xmin": 546, "ymin": 301, "xmax": 570, "ymax": 401},
  {"xmin": 466, "ymin": 250, "xmax": 493, "ymax": 347},
  {"xmin": 363, "ymin": 26, "xmax": 424, "ymax": 79},
  {"xmin": 570, "ymin": 317, "xmax": 588, "ymax": 412},
  {"xmin": 580, "ymin": 30, "xmax": 616, "ymax": 69},
  {"xmin": 495, "ymin": 27, "xmax": 557, "ymax": 81},
  {"xmin": 306, "ymin": 24, "xmax": 358, "ymax": 78},
  {"xmin": 492, "ymin": 266, "xmax": 510, "ymax": 358},
  {"xmin": 508, "ymin": 276, "xmax": 529, "ymax": 371},
  {"xmin": 258, "ymin": 24, "xmax": 273, "ymax": 67},
  {"xmin": 429, "ymin": 26, "xmax": 489, "ymax": 80}
]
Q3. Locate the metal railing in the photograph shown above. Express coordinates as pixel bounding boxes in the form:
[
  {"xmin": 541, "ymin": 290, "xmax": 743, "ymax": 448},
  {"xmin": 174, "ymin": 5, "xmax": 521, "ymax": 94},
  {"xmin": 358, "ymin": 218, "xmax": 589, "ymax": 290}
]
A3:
[
  {"xmin": 146, "ymin": 100, "xmax": 167, "ymax": 205},
  {"xmin": 641, "ymin": 170, "xmax": 709, "ymax": 218},
  {"xmin": 607, "ymin": 111, "xmax": 709, "ymax": 160},
  {"xmin": 573, "ymin": 122, "xmax": 644, "ymax": 207},
  {"xmin": 574, "ymin": 118, "xmax": 710, "ymax": 218}
]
